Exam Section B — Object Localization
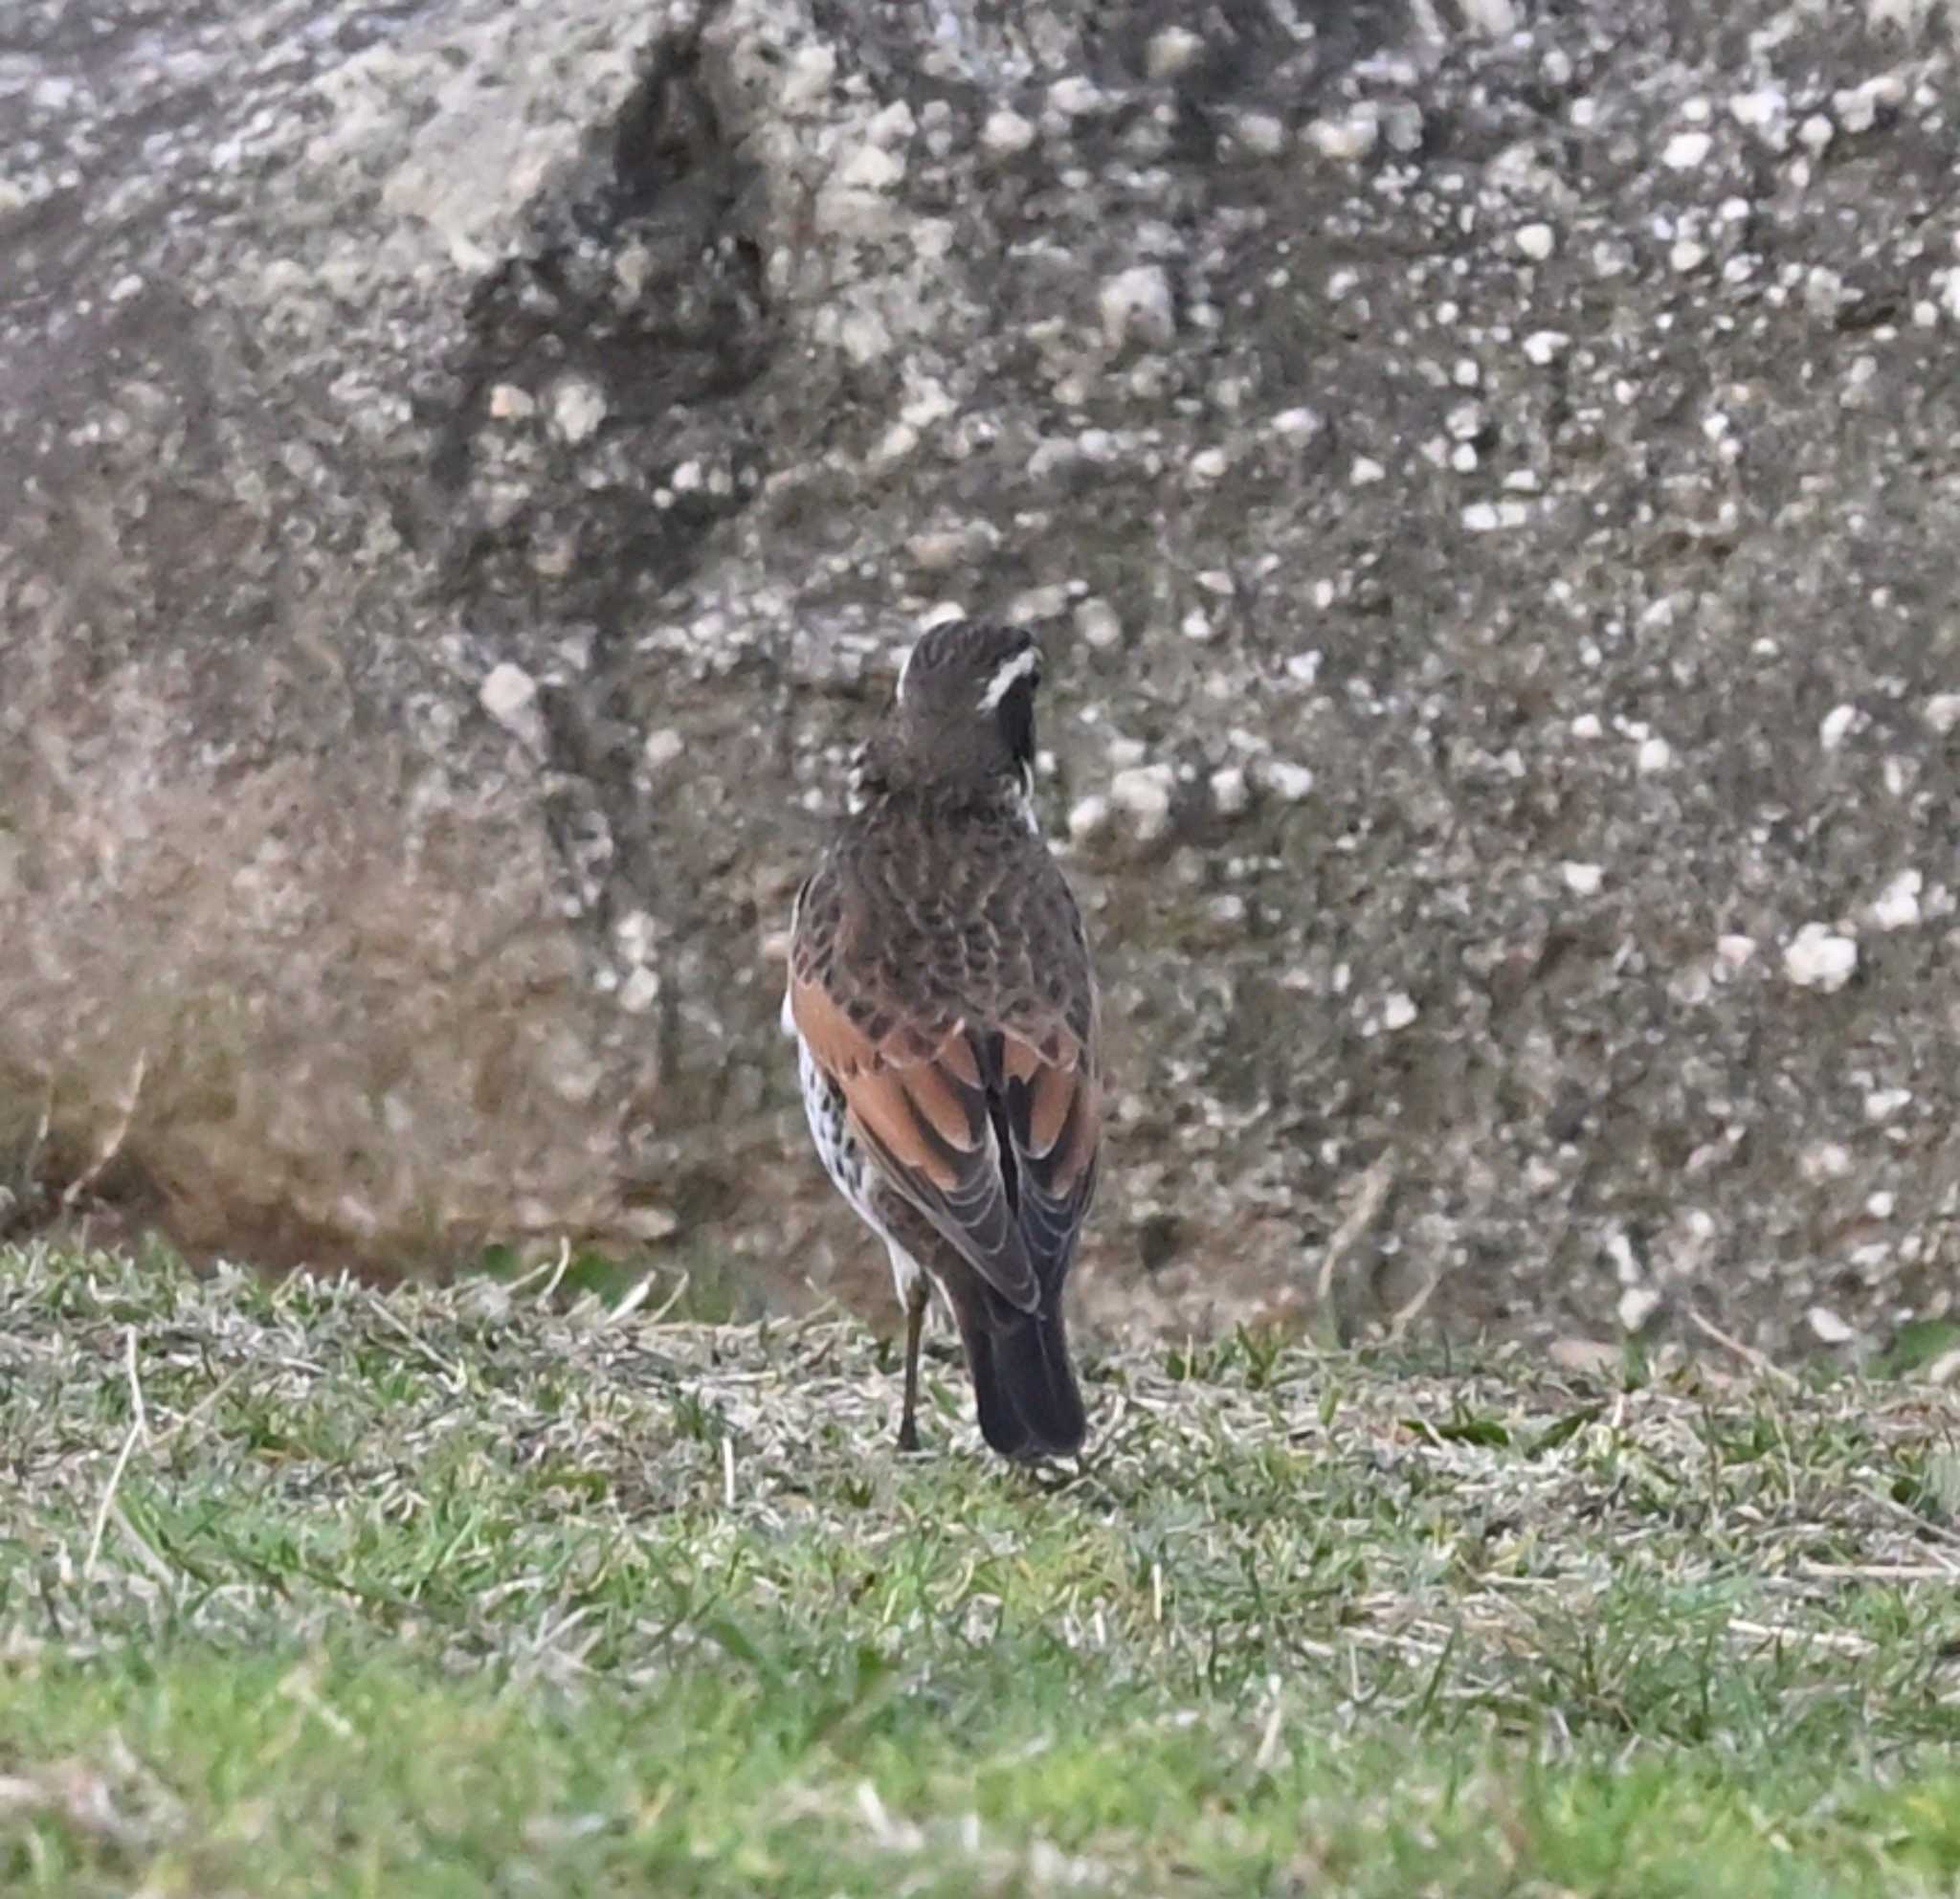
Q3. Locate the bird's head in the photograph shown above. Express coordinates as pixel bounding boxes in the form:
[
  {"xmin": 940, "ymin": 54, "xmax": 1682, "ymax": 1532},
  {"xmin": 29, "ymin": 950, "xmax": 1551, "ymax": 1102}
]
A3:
[{"xmin": 866, "ymin": 620, "xmax": 1043, "ymax": 800}]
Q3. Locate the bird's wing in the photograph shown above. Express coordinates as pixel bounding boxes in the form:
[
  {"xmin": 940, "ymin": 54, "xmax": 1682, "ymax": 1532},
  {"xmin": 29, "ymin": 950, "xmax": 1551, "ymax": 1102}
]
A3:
[
  {"xmin": 987, "ymin": 1008, "xmax": 1102, "ymax": 1289},
  {"xmin": 789, "ymin": 867, "xmax": 1101, "ymax": 1310}
]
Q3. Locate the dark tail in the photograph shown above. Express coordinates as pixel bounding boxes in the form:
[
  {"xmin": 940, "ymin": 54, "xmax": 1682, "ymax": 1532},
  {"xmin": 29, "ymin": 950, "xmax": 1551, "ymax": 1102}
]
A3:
[{"xmin": 951, "ymin": 1287, "xmax": 1086, "ymax": 1461}]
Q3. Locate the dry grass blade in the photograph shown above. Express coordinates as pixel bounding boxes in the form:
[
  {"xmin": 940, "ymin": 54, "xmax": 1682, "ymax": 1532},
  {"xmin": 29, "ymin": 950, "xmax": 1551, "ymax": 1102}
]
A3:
[{"xmin": 1315, "ymin": 1151, "xmax": 1397, "ymax": 1313}]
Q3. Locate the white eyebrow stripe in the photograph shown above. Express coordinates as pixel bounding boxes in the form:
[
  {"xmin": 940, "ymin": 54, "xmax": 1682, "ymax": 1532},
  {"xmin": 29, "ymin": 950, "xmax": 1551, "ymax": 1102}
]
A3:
[{"xmin": 978, "ymin": 645, "xmax": 1039, "ymax": 711}]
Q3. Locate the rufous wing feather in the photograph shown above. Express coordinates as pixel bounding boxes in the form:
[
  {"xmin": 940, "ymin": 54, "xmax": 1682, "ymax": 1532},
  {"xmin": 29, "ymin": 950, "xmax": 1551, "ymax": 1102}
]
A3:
[
  {"xmin": 791, "ymin": 970, "xmax": 1042, "ymax": 1312},
  {"xmin": 994, "ymin": 1021, "xmax": 1101, "ymax": 1285}
]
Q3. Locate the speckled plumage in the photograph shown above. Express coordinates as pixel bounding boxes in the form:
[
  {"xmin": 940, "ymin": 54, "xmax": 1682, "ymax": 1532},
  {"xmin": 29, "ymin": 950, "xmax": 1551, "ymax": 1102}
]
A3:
[{"xmin": 786, "ymin": 621, "xmax": 1102, "ymax": 1460}]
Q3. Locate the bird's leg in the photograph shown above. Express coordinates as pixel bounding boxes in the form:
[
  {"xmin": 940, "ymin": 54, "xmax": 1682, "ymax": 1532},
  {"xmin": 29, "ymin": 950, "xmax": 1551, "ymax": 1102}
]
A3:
[{"xmin": 897, "ymin": 1274, "xmax": 929, "ymax": 1453}]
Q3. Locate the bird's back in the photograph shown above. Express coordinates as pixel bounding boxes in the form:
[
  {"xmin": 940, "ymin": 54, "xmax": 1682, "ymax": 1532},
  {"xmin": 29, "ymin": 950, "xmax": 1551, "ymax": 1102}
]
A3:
[{"xmin": 809, "ymin": 793, "xmax": 1098, "ymax": 1069}]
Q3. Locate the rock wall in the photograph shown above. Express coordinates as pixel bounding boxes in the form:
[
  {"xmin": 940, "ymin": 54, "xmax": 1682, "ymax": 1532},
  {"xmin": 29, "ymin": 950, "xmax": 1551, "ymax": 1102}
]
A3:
[{"xmin": 5, "ymin": 0, "xmax": 1960, "ymax": 1356}]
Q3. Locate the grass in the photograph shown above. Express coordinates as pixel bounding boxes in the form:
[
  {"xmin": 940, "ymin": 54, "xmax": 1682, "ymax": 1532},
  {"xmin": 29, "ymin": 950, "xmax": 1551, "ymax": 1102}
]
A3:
[{"xmin": 4, "ymin": 1245, "xmax": 1960, "ymax": 1894}]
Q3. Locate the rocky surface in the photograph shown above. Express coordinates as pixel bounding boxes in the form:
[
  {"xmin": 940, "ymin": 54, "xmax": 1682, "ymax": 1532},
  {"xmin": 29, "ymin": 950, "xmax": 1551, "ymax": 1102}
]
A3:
[{"xmin": 5, "ymin": 0, "xmax": 1960, "ymax": 1359}]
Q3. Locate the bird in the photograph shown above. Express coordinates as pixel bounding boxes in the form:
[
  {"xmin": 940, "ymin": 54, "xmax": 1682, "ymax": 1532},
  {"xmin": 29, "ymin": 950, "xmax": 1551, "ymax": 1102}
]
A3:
[{"xmin": 783, "ymin": 618, "xmax": 1103, "ymax": 1460}]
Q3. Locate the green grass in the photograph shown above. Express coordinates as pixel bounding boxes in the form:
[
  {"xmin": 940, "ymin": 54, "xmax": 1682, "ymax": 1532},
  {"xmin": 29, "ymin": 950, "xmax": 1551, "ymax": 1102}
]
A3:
[{"xmin": 5, "ymin": 1244, "xmax": 1960, "ymax": 1894}]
